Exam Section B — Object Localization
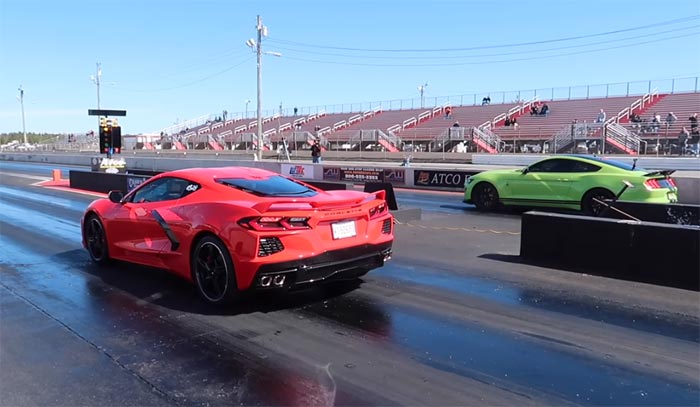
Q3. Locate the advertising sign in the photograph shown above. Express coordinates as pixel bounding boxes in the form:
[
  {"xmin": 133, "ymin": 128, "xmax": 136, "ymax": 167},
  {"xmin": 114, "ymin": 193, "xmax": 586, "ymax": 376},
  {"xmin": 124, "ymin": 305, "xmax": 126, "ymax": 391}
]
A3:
[
  {"xmin": 414, "ymin": 169, "xmax": 476, "ymax": 188},
  {"xmin": 90, "ymin": 156, "xmax": 127, "ymax": 174},
  {"xmin": 322, "ymin": 167, "xmax": 405, "ymax": 185},
  {"xmin": 281, "ymin": 163, "xmax": 314, "ymax": 179}
]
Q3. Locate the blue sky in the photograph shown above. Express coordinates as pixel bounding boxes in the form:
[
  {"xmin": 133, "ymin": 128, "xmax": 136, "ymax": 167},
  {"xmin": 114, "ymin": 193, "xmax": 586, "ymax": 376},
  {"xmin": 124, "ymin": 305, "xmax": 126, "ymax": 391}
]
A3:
[{"xmin": 1, "ymin": 0, "xmax": 699, "ymax": 135}]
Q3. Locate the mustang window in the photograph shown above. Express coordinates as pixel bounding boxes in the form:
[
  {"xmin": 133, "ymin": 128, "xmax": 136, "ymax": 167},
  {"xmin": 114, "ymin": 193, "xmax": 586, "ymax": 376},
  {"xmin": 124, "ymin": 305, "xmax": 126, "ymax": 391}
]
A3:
[{"xmin": 218, "ymin": 176, "xmax": 318, "ymax": 197}]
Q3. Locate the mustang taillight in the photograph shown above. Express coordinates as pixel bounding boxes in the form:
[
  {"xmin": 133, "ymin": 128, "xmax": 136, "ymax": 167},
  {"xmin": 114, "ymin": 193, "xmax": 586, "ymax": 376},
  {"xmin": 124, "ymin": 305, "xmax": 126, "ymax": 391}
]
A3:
[
  {"xmin": 644, "ymin": 178, "xmax": 664, "ymax": 190},
  {"xmin": 369, "ymin": 202, "xmax": 388, "ymax": 219},
  {"xmin": 667, "ymin": 177, "xmax": 676, "ymax": 188},
  {"xmin": 238, "ymin": 216, "xmax": 310, "ymax": 231}
]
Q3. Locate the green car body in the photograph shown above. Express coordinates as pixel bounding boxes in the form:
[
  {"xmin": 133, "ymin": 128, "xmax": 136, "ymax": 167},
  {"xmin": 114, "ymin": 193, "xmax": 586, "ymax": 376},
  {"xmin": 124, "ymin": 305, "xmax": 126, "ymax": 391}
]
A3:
[{"xmin": 463, "ymin": 155, "xmax": 679, "ymax": 214}]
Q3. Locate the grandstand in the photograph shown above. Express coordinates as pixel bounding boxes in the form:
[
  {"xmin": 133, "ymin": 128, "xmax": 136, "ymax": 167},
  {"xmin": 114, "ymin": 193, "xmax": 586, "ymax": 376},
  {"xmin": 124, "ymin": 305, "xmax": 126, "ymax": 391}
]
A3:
[{"xmin": 112, "ymin": 78, "xmax": 700, "ymax": 156}]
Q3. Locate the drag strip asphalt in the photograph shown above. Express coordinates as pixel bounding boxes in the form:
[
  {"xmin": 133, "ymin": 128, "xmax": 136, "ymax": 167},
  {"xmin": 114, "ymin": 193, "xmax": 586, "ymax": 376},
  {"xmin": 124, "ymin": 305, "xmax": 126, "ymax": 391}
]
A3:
[{"xmin": 1, "ymin": 166, "xmax": 698, "ymax": 406}]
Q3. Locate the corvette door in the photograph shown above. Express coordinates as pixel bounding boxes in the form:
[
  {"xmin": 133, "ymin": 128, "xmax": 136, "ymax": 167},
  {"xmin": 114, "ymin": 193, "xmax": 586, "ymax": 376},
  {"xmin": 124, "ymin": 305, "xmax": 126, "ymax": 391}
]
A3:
[{"xmin": 107, "ymin": 177, "xmax": 189, "ymax": 267}]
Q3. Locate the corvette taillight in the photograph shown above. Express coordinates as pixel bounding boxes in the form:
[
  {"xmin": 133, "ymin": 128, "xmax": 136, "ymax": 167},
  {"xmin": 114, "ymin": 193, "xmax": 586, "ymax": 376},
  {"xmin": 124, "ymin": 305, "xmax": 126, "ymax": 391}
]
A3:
[
  {"xmin": 369, "ymin": 202, "xmax": 387, "ymax": 219},
  {"xmin": 238, "ymin": 216, "xmax": 310, "ymax": 231}
]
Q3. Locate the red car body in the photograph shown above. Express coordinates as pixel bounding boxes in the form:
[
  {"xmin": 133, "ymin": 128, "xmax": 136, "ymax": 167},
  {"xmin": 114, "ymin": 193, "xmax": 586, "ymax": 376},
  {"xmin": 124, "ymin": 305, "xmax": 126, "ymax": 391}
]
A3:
[{"xmin": 81, "ymin": 167, "xmax": 394, "ymax": 304}]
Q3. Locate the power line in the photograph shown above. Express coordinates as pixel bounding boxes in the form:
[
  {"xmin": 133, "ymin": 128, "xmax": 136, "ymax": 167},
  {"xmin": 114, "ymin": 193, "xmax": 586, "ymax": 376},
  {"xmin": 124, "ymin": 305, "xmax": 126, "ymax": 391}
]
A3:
[
  {"xmin": 267, "ymin": 15, "xmax": 699, "ymax": 52},
  {"xmin": 269, "ymin": 24, "xmax": 699, "ymax": 60},
  {"xmin": 112, "ymin": 56, "xmax": 254, "ymax": 93},
  {"xmin": 278, "ymin": 30, "xmax": 700, "ymax": 67}
]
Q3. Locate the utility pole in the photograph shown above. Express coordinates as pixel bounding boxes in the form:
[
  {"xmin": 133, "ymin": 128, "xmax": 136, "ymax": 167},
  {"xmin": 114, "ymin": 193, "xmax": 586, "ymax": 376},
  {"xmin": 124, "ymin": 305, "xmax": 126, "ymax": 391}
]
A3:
[
  {"xmin": 246, "ymin": 16, "xmax": 280, "ymax": 161},
  {"xmin": 418, "ymin": 83, "xmax": 428, "ymax": 108},
  {"xmin": 18, "ymin": 85, "xmax": 27, "ymax": 145},
  {"xmin": 256, "ymin": 15, "xmax": 263, "ymax": 161},
  {"xmin": 93, "ymin": 62, "xmax": 102, "ymax": 109}
]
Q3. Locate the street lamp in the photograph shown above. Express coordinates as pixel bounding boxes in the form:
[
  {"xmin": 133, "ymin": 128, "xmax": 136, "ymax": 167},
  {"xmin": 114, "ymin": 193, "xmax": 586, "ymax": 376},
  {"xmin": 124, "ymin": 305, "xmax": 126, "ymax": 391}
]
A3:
[
  {"xmin": 90, "ymin": 62, "xmax": 102, "ymax": 110},
  {"xmin": 245, "ymin": 99, "xmax": 251, "ymax": 118},
  {"xmin": 418, "ymin": 83, "xmax": 428, "ymax": 108},
  {"xmin": 246, "ymin": 15, "xmax": 281, "ymax": 161},
  {"xmin": 17, "ymin": 85, "xmax": 27, "ymax": 145}
]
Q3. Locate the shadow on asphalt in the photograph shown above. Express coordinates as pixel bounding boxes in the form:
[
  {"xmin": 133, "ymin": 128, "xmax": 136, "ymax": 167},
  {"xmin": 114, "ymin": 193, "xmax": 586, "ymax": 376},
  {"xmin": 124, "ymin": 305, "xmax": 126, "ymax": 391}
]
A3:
[{"xmin": 55, "ymin": 249, "xmax": 363, "ymax": 317}]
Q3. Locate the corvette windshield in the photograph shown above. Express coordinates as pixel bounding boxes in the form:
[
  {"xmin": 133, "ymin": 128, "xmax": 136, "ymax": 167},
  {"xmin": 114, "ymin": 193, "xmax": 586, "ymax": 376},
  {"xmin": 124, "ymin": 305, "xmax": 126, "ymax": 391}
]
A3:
[{"xmin": 218, "ymin": 176, "xmax": 318, "ymax": 197}]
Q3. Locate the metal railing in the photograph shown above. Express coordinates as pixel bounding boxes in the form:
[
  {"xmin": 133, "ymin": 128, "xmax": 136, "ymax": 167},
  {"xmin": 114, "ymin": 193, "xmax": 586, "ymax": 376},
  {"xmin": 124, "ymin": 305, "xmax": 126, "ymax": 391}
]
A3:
[
  {"xmin": 604, "ymin": 122, "xmax": 640, "ymax": 154},
  {"xmin": 473, "ymin": 126, "xmax": 501, "ymax": 152}
]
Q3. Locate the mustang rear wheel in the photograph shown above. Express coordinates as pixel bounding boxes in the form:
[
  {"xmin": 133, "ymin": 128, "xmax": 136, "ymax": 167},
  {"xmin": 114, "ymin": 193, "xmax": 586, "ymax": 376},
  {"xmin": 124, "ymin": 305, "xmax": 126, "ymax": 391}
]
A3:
[
  {"xmin": 192, "ymin": 236, "xmax": 238, "ymax": 305},
  {"xmin": 582, "ymin": 188, "xmax": 615, "ymax": 216},
  {"xmin": 85, "ymin": 214, "xmax": 110, "ymax": 264},
  {"xmin": 472, "ymin": 182, "xmax": 500, "ymax": 211}
]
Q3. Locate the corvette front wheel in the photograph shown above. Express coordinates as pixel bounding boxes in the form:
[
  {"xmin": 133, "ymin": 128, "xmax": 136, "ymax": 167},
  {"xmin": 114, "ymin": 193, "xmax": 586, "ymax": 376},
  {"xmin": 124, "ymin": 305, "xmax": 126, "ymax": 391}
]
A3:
[
  {"xmin": 191, "ymin": 236, "xmax": 238, "ymax": 305},
  {"xmin": 472, "ymin": 182, "xmax": 499, "ymax": 211},
  {"xmin": 85, "ymin": 214, "xmax": 110, "ymax": 264}
]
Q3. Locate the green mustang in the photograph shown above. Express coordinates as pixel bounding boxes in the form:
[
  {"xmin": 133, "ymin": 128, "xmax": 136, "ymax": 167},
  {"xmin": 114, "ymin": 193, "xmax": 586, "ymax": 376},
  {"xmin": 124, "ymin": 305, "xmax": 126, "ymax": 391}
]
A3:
[{"xmin": 464, "ymin": 155, "xmax": 679, "ymax": 214}]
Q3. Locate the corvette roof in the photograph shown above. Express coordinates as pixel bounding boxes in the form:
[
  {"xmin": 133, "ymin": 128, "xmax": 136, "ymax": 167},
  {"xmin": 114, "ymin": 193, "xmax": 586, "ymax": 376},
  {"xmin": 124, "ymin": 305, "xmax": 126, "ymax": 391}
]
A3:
[{"xmin": 165, "ymin": 166, "xmax": 277, "ymax": 184}]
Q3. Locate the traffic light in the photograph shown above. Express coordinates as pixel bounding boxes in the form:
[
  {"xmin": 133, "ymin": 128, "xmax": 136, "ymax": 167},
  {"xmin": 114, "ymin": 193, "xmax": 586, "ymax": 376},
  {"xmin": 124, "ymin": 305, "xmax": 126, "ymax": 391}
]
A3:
[
  {"xmin": 99, "ymin": 117, "xmax": 112, "ymax": 154},
  {"xmin": 112, "ymin": 120, "xmax": 122, "ymax": 153}
]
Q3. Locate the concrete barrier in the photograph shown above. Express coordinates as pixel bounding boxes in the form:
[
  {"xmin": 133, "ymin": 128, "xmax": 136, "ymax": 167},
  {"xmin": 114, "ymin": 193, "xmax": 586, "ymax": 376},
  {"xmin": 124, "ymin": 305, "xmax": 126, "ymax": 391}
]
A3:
[
  {"xmin": 601, "ymin": 201, "xmax": 700, "ymax": 225},
  {"xmin": 520, "ymin": 211, "xmax": 699, "ymax": 291},
  {"xmin": 3, "ymin": 152, "xmax": 698, "ymax": 204},
  {"xmin": 70, "ymin": 170, "xmax": 149, "ymax": 194}
]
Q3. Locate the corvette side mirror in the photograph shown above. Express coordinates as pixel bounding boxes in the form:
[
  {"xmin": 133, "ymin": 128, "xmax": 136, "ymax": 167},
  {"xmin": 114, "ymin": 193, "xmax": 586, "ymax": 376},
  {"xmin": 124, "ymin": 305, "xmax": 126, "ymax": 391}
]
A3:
[{"xmin": 108, "ymin": 190, "xmax": 124, "ymax": 203}]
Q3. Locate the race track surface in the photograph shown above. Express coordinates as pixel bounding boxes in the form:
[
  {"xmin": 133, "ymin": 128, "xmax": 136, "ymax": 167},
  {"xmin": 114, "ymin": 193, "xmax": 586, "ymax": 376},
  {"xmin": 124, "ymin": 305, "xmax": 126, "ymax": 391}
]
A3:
[{"xmin": 1, "ymin": 162, "xmax": 698, "ymax": 406}]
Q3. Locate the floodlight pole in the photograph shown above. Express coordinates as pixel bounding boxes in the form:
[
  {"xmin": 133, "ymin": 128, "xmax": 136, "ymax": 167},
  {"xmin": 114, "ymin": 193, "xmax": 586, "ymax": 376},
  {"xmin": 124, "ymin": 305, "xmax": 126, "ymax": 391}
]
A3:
[
  {"xmin": 95, "ymin": 62, "xmax": 102, "ymax": 110},
  {"xmin": 256, "ymin": 15, "xmax": 263, "ymax": 161},
  {"xmin": 18, "ymin": 86, "xmax": 27, "ymax": 144}
]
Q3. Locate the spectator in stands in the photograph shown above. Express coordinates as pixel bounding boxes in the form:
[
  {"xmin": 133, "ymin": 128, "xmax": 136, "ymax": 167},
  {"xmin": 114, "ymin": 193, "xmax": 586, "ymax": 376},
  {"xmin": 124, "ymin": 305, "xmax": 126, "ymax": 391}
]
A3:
[
  {"xmin": 651, "ymin": 113, "xmax": 661, "ymax": 133},
  {"xmin": 445, "ymin": 106, "xmax": 452, "ymax": 118},
  {"xmin": 481, "ymin": 96, "xmax": 491, "ymax": 105},
  {"xmin": 530, "ymin": 104, "xmax": 539, "ymax": 115},
  {"xmin": 689, "ymin": 113, "xmax": 698, "ymax": 134},
  {"xmin": 311, "ymin": 139, "xmax": 322, "ymax": 163},
  {"xmin": 294, "ymin": 107, "xmax": 298, "ymax": 116},
  {"xmin": 629, "ymin": 112, "xmax": 642, "ymax": 128},
  {"xmin": 595, "ymin": 109, "xmax": 606, "ymax": 123},
  {"xmin": 452, "ymin": 121, "xmax": 460, "ymax": 127},
  {"xmin": 678, "ymin": 127, "xmax": 690, "ymax": 155},
  {"xmin": 666, "ymin": 112, "xmax": 678, "ymax": 128},
  {"xmin": 539, "ymin": 103, "xmax": 549, "ymax": 116}
]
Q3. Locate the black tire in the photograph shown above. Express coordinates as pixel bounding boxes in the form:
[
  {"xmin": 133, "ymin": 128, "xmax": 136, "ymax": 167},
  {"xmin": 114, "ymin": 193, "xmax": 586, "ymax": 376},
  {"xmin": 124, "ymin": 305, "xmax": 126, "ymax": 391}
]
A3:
[
  {"xmin": 191, "ymin": 235, "xmax": 238, "ymax": 305},
  {"xmin": 582, "ymin": 188, "xmax": 615, "ymax": 216},
  {"xmin": 84, "ymin": 214, "xmax": 110, "ymax": 264},
  {"xmin": 472, "ymin": 182, "xmax": 500, "ymax": 211}
]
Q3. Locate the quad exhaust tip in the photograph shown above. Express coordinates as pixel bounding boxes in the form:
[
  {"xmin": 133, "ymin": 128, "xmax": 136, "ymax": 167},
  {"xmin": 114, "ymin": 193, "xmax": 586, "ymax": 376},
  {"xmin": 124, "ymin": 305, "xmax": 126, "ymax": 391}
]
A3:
[{"xmin": 260, "ymin": 274, "xmax": 286, "ymax": 288}]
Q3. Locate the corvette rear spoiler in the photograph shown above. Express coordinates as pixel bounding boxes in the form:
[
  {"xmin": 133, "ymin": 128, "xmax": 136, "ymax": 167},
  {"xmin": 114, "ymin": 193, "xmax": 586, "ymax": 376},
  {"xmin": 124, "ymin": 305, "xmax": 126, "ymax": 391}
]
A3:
[
  {"xmin": 251, "ymin": 190, "xmax": 385, "ymax": 213},
  {"xmin": 643, "ymin": 169, "xmax": 676, "ymax": 177}
]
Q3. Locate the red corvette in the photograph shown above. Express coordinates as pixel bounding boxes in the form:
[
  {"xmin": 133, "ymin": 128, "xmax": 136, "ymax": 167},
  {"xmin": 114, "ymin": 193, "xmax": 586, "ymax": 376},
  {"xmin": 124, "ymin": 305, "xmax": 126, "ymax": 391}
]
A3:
[{"xmin": 81, "ymin": 167, "xmax": 394, "ymax": 305}]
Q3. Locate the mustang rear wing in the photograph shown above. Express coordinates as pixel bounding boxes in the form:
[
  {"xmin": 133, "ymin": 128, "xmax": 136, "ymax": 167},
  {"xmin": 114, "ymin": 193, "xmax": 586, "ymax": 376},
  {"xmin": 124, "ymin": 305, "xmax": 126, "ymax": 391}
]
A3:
[{"xmin": 643, "ymin": 169, "xmax": 676, "ymax": 177}]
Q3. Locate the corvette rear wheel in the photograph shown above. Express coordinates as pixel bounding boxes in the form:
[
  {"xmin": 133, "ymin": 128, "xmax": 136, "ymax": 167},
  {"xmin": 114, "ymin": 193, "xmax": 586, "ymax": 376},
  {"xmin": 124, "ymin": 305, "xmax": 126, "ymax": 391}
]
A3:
[
  {"xmin": 582, "ymin": 188, "xmax": 615, "ymax": 216},
  {"xmin": 192, "ymin": 236, "xmax": 238, "ymax": 305},
  {"xmin": 85, "ymin": 214, "xmax": 110, "ymax": 264},
  {"xmin": 472, "ymin": 182, "xmax": 499, "ymax": 211}
]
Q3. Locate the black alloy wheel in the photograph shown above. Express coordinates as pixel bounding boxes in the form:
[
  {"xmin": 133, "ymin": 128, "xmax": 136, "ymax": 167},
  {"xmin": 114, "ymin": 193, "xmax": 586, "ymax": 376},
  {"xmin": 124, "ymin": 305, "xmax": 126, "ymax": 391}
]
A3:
[
  {"xmin": 85, "ymin": 215, "xmax": 109, "ymax": 264},
  {"xmin": 472, "ymin": 182, "xmax": 500, "ymax": 211},
  {"xmin": 192, "ymin": 236, "xmax": 237, "ymax": 305},
  {"xmin": 582, "ymin": 188, "xmax": 615, "ymax": 216}
]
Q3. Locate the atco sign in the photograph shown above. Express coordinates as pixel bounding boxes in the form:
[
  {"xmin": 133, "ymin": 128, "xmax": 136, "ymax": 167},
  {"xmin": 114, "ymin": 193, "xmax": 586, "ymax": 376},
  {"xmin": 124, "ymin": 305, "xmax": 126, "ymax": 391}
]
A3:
[{"xmin": 414, "ymin": 170, "xmax": 477, "ymax": 188}]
